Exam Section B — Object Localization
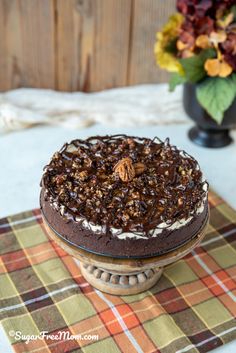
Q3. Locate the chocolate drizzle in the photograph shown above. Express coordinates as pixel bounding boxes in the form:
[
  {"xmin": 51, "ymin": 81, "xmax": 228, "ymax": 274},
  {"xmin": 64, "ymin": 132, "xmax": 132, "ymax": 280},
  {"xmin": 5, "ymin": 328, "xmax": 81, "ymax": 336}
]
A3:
[{"xmin": 41, "ymin": 135, "xmax": 208, "ymax": 238}]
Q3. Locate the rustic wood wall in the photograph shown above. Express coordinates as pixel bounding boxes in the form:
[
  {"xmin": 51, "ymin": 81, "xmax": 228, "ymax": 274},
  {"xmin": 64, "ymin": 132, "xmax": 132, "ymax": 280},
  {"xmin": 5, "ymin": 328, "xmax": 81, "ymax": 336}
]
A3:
[{"xmin": 0, "ymin": 0, "xmax": 175, "ymax": 92}]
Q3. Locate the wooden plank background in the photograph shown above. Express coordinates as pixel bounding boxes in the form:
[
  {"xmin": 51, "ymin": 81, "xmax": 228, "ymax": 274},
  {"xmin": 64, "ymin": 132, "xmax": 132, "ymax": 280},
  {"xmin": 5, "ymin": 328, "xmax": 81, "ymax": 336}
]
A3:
[{"xmin": 0, "ymin": 0, "xmax": 175, "ymax": 92}]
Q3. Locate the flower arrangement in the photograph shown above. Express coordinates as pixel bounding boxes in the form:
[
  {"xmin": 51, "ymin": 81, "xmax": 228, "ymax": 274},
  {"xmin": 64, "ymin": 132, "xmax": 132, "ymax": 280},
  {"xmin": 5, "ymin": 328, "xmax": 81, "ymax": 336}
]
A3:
[{"xmin": 155, "ymin": 0, "xmax": 236, "ymax": 124}]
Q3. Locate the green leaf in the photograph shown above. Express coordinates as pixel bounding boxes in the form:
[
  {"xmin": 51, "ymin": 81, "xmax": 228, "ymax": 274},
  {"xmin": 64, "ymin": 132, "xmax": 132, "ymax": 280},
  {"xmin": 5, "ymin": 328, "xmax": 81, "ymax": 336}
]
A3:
[
  {"xmin": 231, "ymin": 73, "xmax": 236, "ymax": 93},
  {"xmin": 230, "ymin": 5, "xmax": 236, "ymax": 20},
  {"xmin": 180, "ymin": 49, "xmax": 216, "ymax": 83},
  {"xmin": 169, "ymin": 72, "xmax": 186, "ymax": 92},
  {"xmin": 196, "ymin": 76, "xmax": 236, "ymax": 124}
]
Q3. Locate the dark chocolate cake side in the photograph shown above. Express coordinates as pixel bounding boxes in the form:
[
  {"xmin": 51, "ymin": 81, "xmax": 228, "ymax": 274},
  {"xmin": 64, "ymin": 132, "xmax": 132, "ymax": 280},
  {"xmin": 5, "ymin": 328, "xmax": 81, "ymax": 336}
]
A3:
[{"xmin": 40, "ymin": 135, "xmax": 209, "ymax": 258}]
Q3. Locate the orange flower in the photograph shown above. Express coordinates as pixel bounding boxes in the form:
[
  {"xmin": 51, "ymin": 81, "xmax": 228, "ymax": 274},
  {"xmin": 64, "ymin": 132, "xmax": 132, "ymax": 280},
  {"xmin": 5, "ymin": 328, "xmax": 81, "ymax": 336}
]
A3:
[
  {"xmin": 181, "ymin": 49, "xmax": 194, "ymax": 58},
  {"xmin": 196, "ymin": 35, "xmax": 211, "ymax": 49},
  {"xmin": 196, "ymin": 31, "xmax": 227, "ymax": 49},
  {"xmin": 176, "ymin": 40, "xmax": 188, "ymax": 51},
  {"xmin": 204, "ymin": 58, "xmax": 233, "ymax": 77},
  {"xmin": 210, "ymin": 31, "xmax": 227, "ymax": 46},
  {"xmin": 197, "ymin": 29, "xmax": 232, "ymax": 77}
]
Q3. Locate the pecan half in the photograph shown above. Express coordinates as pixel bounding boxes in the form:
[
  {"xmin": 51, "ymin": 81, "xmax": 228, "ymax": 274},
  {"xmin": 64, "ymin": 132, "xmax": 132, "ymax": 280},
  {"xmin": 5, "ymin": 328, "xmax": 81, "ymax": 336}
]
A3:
[{"xmin": 114, "ymin": 157, "xmax": 135, "ymax": 182}]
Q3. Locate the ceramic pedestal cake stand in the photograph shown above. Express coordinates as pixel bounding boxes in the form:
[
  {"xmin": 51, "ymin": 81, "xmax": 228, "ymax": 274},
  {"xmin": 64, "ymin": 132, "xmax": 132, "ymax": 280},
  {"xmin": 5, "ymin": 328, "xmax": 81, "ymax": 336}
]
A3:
[{"xmin": 43, "ymin": 215, "xmax": 208, "ymax": 296}]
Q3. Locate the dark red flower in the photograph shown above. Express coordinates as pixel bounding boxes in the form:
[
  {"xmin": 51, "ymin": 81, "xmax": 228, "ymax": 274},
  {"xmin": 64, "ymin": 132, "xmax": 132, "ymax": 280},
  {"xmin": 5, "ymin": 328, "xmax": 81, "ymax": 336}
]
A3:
[
  {"xmin": 176, "ymin": 0, "xmax": 236, "ymax": 59},
  {"xmin": 221, "ymin": 33, "xmax": 236, "ymax": 70},
  {"xmin": 224, "ymin": 53, "xmax": 236, "ymax": 70},
  {"xmin": 179, "ymin": 30, "xmax": 195, "ymax": 46},
  {"xmin": 195, "ymin": 0, "xmax": 213, "ymax": 17},
  {"xmin": 177, "ymin": 0, "xmax": 213, "ymax": 18},
  {"xmin": 221, "ymin": 33, "xmax": 236, "ymax": 56},
  {"xmin": 194, "ymin": 17, "xmax": 214, "ymax": 35}
]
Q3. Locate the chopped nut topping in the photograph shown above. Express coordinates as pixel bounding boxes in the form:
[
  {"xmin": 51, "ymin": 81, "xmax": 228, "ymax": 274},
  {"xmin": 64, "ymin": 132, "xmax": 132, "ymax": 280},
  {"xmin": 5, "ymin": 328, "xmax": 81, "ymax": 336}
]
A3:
[
  {"xmin": 78, "ymin": 171, "xmax": 88, "ymax": 181},
  {"xmin": 134, "ymin": 162, "xmax": 146, "ymax": 176},
  {"xmin": 41, "ymin": 135, "xmax": 208, "ymax": 233}
]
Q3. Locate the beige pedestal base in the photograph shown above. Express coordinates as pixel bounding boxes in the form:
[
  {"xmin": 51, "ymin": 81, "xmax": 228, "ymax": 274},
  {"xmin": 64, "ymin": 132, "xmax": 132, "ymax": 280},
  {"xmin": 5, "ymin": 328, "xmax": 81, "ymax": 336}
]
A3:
[
  {"xmin": 43, "ymin": 213, "xmax": 208, "ymax": 295},
  {"xmin": 80, "ymin": 262, "xmax": 163, "ymax": 295}
]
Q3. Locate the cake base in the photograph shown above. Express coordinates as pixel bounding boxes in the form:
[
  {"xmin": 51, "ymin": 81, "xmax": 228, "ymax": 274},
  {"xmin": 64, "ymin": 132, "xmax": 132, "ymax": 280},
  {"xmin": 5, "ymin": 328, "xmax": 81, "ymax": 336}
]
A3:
[{"xmin": 42, "ymin": 212, "xmax": 209, "ymax": 295}]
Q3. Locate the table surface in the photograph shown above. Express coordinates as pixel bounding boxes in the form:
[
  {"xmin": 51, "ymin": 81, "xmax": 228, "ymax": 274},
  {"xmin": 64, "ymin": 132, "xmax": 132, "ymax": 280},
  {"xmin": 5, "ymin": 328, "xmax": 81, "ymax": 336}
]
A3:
[{"xmin": 0, "ymin": 123, "xmax": 236, "ymax": 353}]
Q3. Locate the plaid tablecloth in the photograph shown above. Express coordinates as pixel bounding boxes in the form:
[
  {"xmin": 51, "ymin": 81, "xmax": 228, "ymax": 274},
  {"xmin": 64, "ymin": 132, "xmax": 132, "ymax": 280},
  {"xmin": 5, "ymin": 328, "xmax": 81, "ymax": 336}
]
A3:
[{"xmin": 0, "ymin": 190, "xmax": 236, "ymax": 353}]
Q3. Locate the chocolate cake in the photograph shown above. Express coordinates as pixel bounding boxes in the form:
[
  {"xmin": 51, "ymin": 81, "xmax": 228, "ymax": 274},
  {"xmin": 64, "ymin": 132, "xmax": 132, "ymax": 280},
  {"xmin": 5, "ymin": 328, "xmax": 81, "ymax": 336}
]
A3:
[{"xmin": 40, "ymin": 135, "xmax": 209, "ymax": 258}]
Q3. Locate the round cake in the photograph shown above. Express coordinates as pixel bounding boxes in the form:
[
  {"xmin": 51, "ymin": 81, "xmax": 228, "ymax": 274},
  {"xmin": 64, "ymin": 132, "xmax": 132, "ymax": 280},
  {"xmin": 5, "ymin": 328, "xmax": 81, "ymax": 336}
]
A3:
[{"xmin": 40, "ymin": 135, "xmax": 209, "ymax": 258}]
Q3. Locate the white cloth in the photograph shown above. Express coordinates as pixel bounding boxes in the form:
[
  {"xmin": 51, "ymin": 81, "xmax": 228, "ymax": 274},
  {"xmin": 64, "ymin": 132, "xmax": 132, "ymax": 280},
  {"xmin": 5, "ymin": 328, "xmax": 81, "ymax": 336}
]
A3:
[{"xmin": 0, "ymin": 84, "xmax": 188, "ymax": 132}]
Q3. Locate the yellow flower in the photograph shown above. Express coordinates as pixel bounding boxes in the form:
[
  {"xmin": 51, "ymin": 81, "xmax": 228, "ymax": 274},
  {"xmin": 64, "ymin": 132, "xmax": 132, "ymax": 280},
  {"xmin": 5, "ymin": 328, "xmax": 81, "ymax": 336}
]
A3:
[
  {"xmin": 217, "ymin": 12, "xmax": 234, "ymax": 29},
  {"xmin": 154, "ymin": 13, "xmax": 184, "ymax": 74}
]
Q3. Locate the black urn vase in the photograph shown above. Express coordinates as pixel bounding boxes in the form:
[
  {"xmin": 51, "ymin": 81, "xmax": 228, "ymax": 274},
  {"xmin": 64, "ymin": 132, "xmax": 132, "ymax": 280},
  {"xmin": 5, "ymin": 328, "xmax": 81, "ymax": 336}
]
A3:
[{"xmin": 183, "ymin": 83, "xmax": 236, "ymax": 148}]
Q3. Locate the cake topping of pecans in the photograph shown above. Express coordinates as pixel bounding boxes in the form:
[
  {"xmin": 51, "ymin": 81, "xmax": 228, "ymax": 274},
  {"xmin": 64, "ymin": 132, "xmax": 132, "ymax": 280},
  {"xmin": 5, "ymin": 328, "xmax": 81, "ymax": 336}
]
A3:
[{"xmin": 41, "ymin": 135, "xmax": 208, "ymax": 235}]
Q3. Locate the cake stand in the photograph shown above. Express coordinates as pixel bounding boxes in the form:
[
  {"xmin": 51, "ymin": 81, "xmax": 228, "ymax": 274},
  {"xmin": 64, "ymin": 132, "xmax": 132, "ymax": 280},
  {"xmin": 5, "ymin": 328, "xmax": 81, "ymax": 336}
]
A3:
[{"xmin": 43, "ymin": 213, "xmax": 209, "ymax": 296}]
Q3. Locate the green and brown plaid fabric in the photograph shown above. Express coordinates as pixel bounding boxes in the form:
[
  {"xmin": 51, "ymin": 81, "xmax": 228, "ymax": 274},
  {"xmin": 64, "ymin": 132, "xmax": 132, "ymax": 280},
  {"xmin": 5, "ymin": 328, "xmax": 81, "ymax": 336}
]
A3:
[{"xmin": 0, "ymin": 190, "xmax": 236, "ymax": 353}]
